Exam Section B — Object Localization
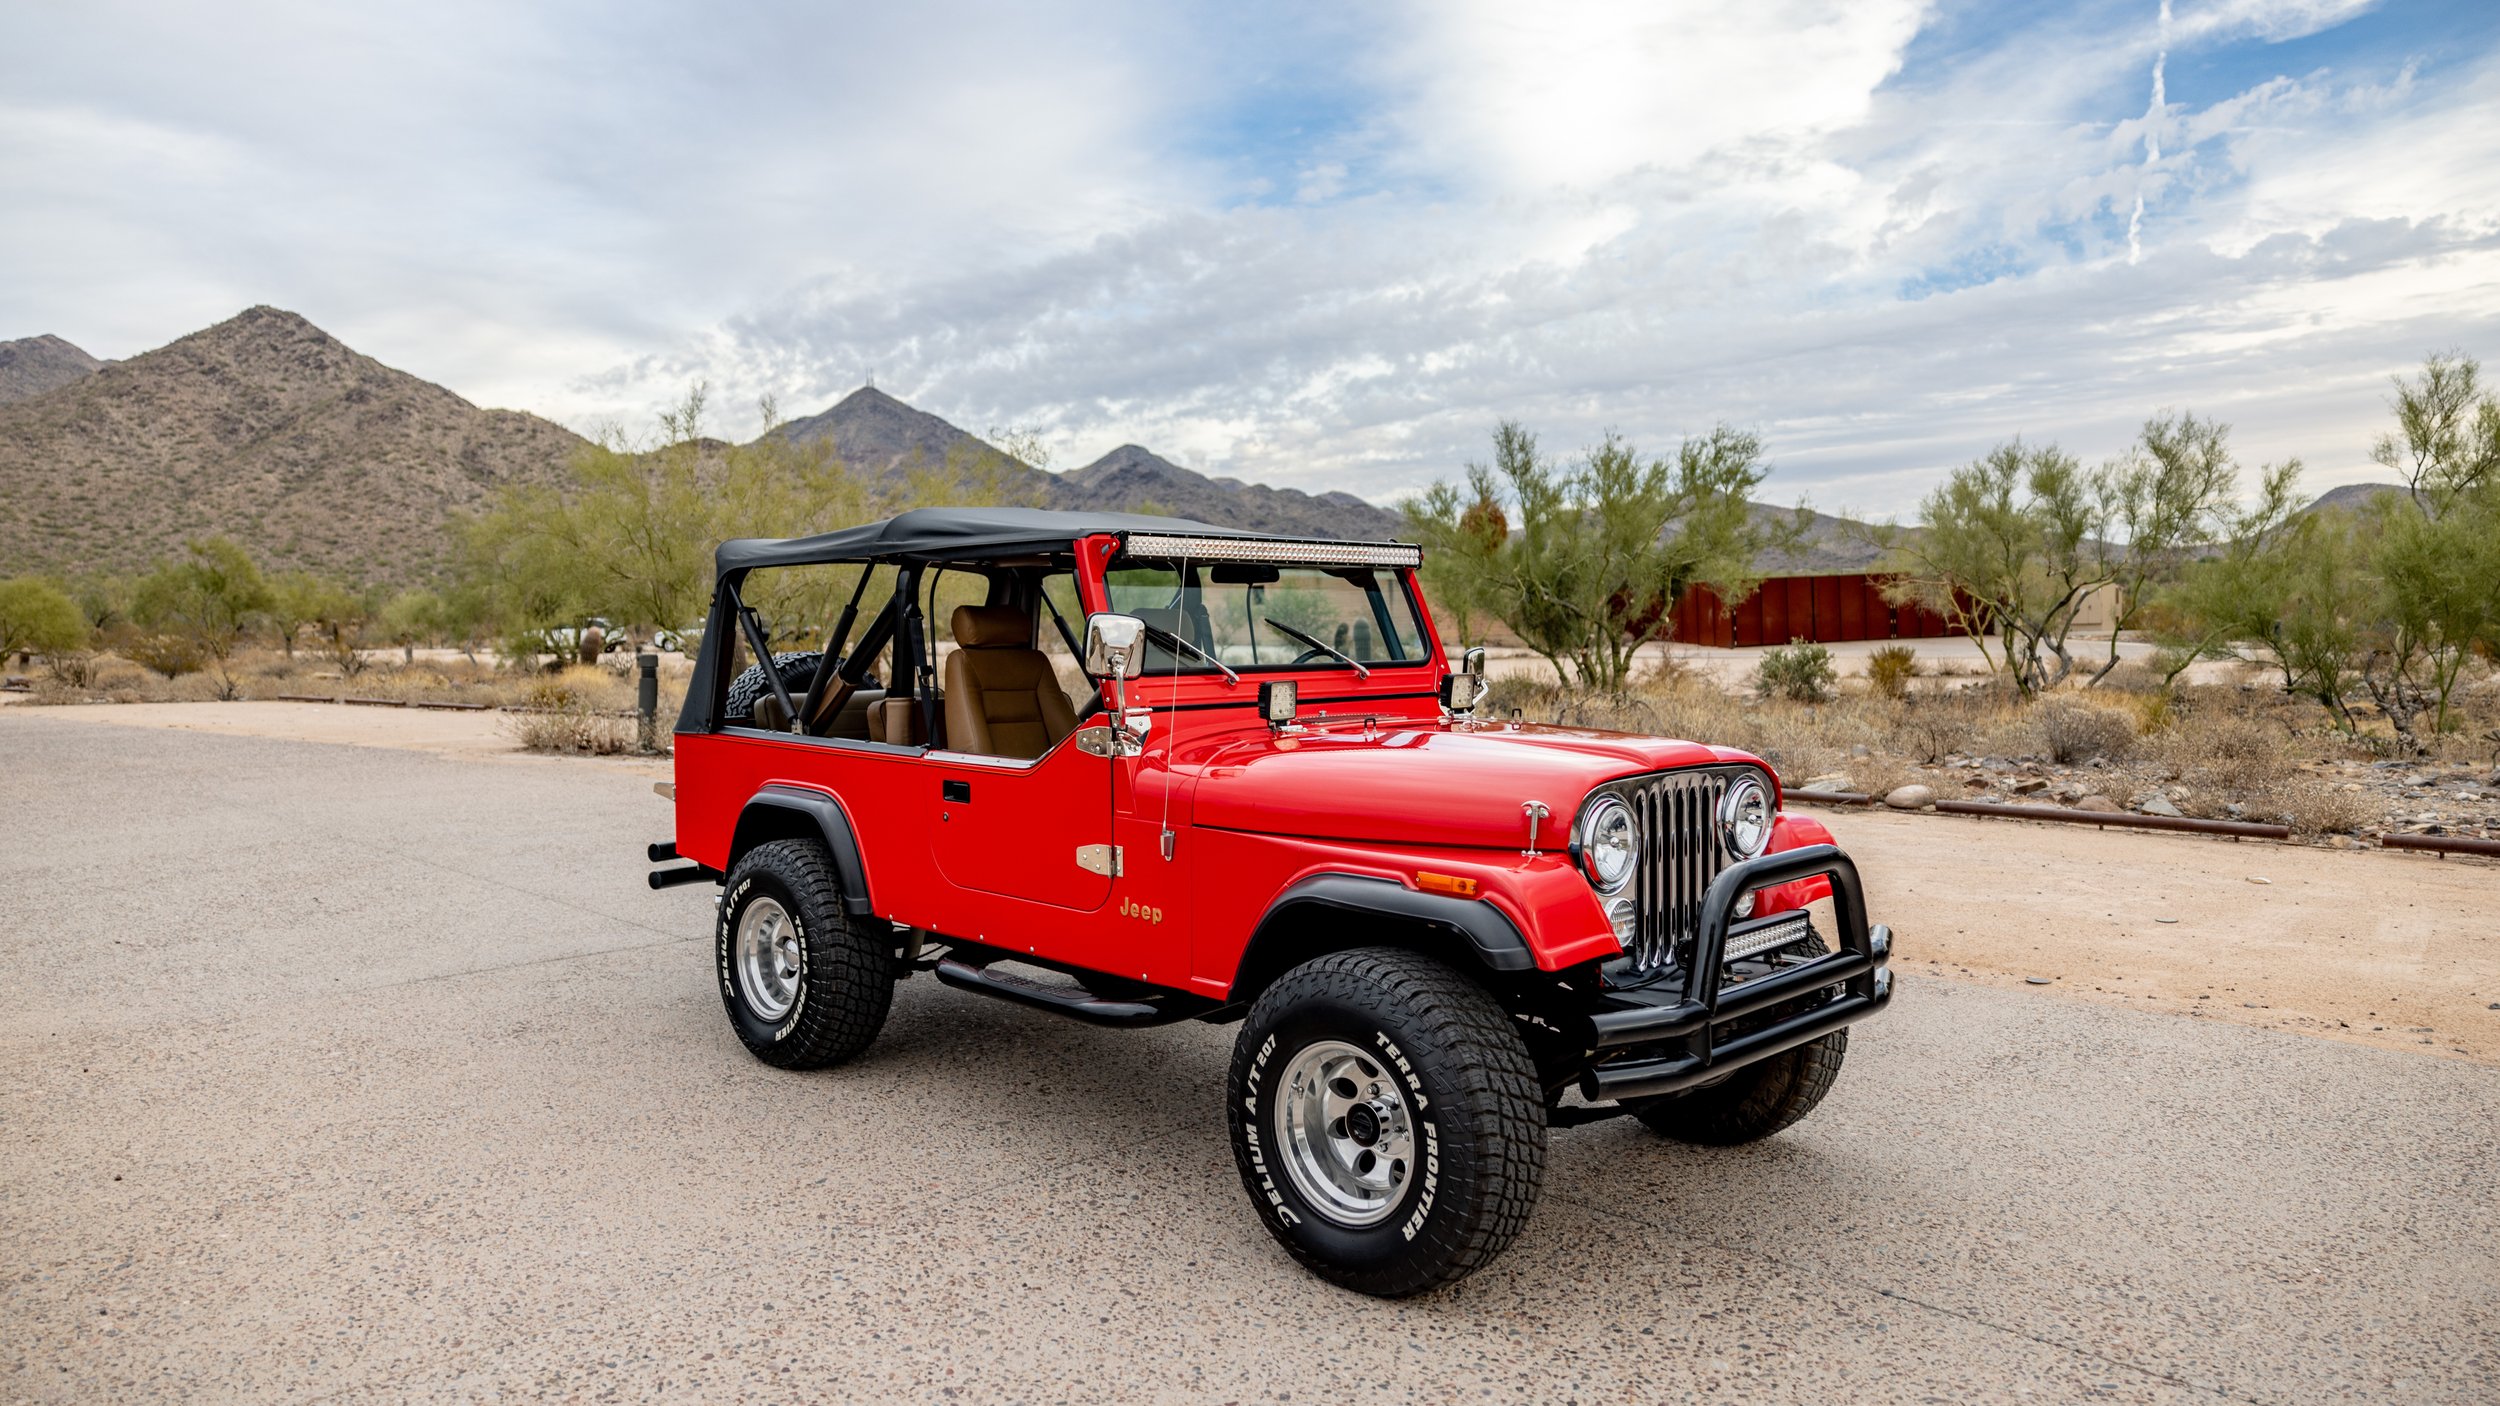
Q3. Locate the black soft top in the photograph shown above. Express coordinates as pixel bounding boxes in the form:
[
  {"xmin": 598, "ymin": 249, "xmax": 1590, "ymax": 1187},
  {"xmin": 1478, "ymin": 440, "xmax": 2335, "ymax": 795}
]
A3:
[
  {"xmin": 682, "ymin": 506, "xmax": 1421, "ymax": 735},
  {"xmin": 714, "ymin": 506, "xmax": 1368, "ymax": 575}
]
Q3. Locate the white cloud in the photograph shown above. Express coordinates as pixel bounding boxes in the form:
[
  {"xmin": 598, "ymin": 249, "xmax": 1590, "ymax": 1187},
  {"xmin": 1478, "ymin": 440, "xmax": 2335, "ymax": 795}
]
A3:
[{"xmin": 2, "ymin": 0, "xmax": 2493, "ymax": 519}]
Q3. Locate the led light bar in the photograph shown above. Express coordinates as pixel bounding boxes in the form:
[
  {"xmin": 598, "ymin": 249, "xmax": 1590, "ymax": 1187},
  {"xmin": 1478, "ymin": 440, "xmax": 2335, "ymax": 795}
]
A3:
[
  {"xmin": 1724, "ymin": 913, "xmax": 1811, "ymax": 964},
  {"xmin": 1120, "ymin": 533, "xmax": 1422, "ymax": 569}
]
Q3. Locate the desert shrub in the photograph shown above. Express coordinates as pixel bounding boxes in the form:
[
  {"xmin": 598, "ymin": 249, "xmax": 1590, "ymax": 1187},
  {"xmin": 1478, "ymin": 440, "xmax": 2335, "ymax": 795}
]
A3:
[
  {"xmin": 2150, "ymin": 708, "xmax": 2280, "ymax": 770},
  {"xmin": 2256, "ymin": 775, "xmax": 2376, "ymax": 835},
  {"xmin": 124, "ymin": 634, "xmax": 204, "ymax": 678},
  {"xmin": 505, "ymin": 706, "xmax": 634, "ymax": 755},
  {"xmin": 1892, "ymin": 696, "xmax": 1980, "ymax": 763},
  {"xmin": 2031, "ymin": 696, "xmax": 2136, "ymax": 763},
  {"xmin": 1865, "ymin": 644, "xmax": 1918, "ymax": 700},
  {"xmin": 2128, "ymin": 689, "xmax": 2175, "ymax": 735},
  {"xmin": 1753, "ymin": 640, "xmax": 1836, "ymax": 703},
  {"xmin": 44, "ymin": 652, "xmax": 99, "ymax": 688}
]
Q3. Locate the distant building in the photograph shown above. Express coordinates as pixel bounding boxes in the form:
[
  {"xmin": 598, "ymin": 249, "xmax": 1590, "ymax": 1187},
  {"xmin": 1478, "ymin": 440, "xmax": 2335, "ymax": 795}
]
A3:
[{"xmin": 1663, "ymin": 575, "xmax": 2119, "ymax": 647}]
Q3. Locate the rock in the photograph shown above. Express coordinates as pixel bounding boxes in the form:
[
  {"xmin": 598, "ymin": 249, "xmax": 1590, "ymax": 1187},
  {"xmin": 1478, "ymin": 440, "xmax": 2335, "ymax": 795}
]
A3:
[
  {"xmin": 2136, "ymin": 795, "xmax": 2185, "ymax": 818},
  {"xmin": 1884, "ymin": 784, "xmax": 1937, "ymax": 810},
  {"xmin": 1797, "ymin": 774, "xmax": 1855, "ymax": 794},
  {"xmin": 2087, "ymin": 757, "xmax": 2110, "ymax": 770},
  {"xmin": 1963, "ymin": 774, "xmax": 1990, "ymax": 789},
  {"xmin": 2074, "ymin": 795, "xmax": 2122, "ymax": 813},
  {"xmin": 1849, "ymin": 743, "xmax": 1870, "ymax": 758},
  {"xmin": 2009, "ymin": 777, "xmax": 2048, "ymax": 795},
  {"xmin": 2024, "ymin": 976, "xmax": 2053, "ymax": 985}
]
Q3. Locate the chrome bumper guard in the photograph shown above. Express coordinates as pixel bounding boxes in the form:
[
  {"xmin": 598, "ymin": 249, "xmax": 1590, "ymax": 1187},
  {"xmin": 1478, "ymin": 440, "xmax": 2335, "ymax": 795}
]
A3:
[{"xmin": 1579, "ymin": 843, "xmax": 1892, "ymax": 1103}]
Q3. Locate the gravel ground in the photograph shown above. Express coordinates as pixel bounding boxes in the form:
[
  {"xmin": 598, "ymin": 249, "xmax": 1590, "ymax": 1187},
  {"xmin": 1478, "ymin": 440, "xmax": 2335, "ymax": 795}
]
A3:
[{"xmin": 3, "ymin": 715, "xmax": 2496, "ymax": 1404}]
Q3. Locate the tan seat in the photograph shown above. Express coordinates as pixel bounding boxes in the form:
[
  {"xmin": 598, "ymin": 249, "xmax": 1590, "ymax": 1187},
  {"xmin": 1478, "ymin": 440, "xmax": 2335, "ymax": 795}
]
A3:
[{"xmin": 942, "ymin": 605, "xmax": 1076, "ymax": 759}]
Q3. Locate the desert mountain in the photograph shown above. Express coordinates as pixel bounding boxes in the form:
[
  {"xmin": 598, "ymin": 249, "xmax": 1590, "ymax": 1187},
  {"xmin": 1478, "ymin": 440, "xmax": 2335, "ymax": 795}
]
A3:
[
  {"xmin": 0, "ymin": 334, "xmax": 104, "ymax": 404},
  {"xmin": 2296, "ymin": 482, "xmax": 2405, "ymax": 517},
  {"xmin": 1053, "ymin": 443, "xmax": 1406, "ymax": 540},
  {"xmin": 766, "ymin": 387, "xmax": 1407, "ymax": 540},
  {"xmin": 770, "ymin": 386, "xmax": 1053, "ymax": 496},
  {"xmin": 0, "ymin": 306, "xmax": 585, "ymax": 582}
]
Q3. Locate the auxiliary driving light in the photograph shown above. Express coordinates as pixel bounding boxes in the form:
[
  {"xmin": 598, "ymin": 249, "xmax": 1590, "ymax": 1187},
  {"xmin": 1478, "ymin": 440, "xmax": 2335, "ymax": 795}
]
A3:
[
  {"xmin": 1259, "ymin": 679, "xmax": 1298, "ymax": 725},
  {"xmin": 1606, "ymin": 897, "xmax": 1638, "ymax": 945}
]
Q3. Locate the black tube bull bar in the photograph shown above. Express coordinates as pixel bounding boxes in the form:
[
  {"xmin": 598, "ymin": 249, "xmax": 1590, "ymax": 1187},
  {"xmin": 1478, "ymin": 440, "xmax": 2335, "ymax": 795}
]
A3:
[{"xmin": 1578, "ymin": 843, "xmax": 1893, "ymax": 1103}]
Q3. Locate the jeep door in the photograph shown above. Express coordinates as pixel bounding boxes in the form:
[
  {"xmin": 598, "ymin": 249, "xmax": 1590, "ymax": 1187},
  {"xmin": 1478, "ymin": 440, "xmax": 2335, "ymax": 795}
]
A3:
[
  {"xmin": 922, "ymin": 569, "xmax": 1115, "ymax": 915},
  {"xmin": 924, "ymin": 743, "xmax": 1114, "ymax": 913}
]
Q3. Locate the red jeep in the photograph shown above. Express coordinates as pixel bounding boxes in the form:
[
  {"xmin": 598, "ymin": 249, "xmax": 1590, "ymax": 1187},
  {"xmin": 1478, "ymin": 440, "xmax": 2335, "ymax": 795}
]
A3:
[{"xmin": 651, "ymin": 508, "xmax": 1892, "ymax": 1295}]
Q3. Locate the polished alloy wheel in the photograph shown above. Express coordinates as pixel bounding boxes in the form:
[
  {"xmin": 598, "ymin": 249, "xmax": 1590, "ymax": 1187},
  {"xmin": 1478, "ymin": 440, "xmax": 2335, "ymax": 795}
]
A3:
[
  {"xmin": 735, "ymin": 897, "xmax": 802, "ymax": 1021},
  {"xmin": 1275, "ymin": 1039, "xmax": 1415, "ymax": 1228}
]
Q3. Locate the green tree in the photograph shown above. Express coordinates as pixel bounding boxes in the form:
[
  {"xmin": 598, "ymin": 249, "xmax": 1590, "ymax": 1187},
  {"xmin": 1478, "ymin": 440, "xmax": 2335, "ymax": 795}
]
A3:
[
  {"xmin": 460, "ymin": 482, "xmax": 595, "ymax": 664},
  {"xmin": 379, "ymin": 589, "xmax": 446, "ymax": 664},
  {"xmin": 454, "ymin": 383, "xmax": 1051, "ymax": 664},
  {"xmin": 1406, "ymin": 422, "xmax": 1784, "ymax": 690},
  {"xmin": 2371, "ymin": 350, "xmax": 2500, "ymax": 511},
  {"xmin": 2146, "ymin": 459, "xmax": 2306, "ymax": 688},
  {"xmin": 2087, "ymin": 412, "xmax": 2270, "ymax": 684},
  {"xmin": 1882, "ymin": 417, "xmax": 2270, "ymax": 697},
  {"xmin": 131, "ymin": 538, "xmax": 273, "ymax": 698},
  {"xmin": 1874, "ymin": 440, "xmax": 2106, "ymax": 697},
  {"xmin": 302, "ymin": 578, "xmax": 374, "ymax": 677},
  {"xmin": 2270, "ymin": 509, "xmax": 2373, "ymax": 734},
  {"xmin": 2365, "ymin": 486, "xmax": 2500, "ymax": 738},
  {"xmin": 0, "ymin": 577, "xmax": 88, "ymax": 662},
  {"xmin": 264, "ymin": 570, "xmax": 329, "ymax": 658}
]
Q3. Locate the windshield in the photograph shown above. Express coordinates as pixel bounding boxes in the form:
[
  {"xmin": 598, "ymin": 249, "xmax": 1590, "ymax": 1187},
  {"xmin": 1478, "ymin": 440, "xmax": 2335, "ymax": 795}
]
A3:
[{"xmin": 1103, "ymin": 558, "xmax": 1436, "ymax": 673}]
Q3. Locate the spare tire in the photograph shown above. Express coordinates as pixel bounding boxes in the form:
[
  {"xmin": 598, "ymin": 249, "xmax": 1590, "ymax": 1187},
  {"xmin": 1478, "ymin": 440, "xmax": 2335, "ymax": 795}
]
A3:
[{"xmin": 725, "ymin": 650, "xmax": 823, "ymax": 720}]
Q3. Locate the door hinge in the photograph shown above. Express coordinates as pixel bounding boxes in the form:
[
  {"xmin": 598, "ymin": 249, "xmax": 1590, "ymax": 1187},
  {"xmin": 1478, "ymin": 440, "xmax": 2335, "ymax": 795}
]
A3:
[{"xmin": 1075, "ymin": 843, "xmax": 1123, "ymax": 877}]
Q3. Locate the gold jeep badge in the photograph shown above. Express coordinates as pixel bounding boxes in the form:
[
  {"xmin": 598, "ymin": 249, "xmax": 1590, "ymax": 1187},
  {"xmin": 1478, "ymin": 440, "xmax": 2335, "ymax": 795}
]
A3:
[{"xmin": 1119, "ymin": 897, "xmax": 1164, "ymax": 925}]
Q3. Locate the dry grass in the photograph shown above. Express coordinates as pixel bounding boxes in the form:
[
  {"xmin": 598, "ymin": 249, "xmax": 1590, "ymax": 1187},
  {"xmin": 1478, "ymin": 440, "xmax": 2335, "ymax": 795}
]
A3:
[
  {"xmin": 501, "ymin": 674, "xmax": 644, "ymax": 755},
  {"xmin": 1486, "ymin": 659, "xmax": 2500, "ymax": 839},
  {"xmin": 2031, "ymin": 696, "xmax": 2137, "ymax": 763},
  {"xmin": 21, "ymin": 649, "xmax": 685, "ymax": 756}
]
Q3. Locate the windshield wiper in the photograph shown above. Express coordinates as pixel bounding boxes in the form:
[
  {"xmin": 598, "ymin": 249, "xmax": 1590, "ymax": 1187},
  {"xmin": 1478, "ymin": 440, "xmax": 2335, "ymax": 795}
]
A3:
[
  {"xmin": 1141, "ymin": 623, "xmax": 1239, "ymax": 686},
  {"xmin": 1260, "ymin": 618, "xmax": 1371, "ymax": 679}
]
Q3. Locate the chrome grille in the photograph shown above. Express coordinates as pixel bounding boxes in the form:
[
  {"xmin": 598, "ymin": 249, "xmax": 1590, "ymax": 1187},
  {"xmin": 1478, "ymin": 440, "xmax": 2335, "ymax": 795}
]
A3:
[{"xmin": 1622, "ymin": 767, "xmax": 1745, "ymax": 971}]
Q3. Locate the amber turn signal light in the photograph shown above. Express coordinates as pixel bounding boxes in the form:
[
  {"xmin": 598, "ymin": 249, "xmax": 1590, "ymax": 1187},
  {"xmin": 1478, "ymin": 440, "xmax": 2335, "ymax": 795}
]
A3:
[{"xmin": 1415, "ymin": 871, "xmax": 1480, "ymax": 898}]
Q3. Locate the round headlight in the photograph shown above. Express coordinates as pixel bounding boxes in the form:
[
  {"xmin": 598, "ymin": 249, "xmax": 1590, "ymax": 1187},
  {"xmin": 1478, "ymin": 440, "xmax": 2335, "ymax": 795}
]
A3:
[
  {"xmin": 1578, "ymin": 794, "xmax": 1638, "ymax": 893},
  {"xmin": 1719, "ymin": 775, "xmax": 1771, "ymax": 859}
]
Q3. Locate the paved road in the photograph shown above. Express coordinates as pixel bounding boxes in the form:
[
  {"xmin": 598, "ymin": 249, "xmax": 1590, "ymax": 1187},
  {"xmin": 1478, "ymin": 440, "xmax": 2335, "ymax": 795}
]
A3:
[{"xmin": 4, "ymin": 714, "xmax": 2494, "ymax": 1404}]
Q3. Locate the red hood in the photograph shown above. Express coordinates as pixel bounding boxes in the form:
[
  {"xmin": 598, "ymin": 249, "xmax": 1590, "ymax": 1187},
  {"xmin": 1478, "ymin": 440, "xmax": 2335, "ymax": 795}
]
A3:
[{"xmin": 1187, "ymin": 718, "xmax": 1764, "ymax": 851}]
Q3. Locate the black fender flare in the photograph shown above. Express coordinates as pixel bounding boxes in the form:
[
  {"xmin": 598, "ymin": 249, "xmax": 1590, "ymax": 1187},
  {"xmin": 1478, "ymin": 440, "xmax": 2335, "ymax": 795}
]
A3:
[
  {"xmin": 729, "ymin": 785, "xmax": 874, "ymax": 919},
  {"xmin": 1236, "ymin": 873, "xmax": 1536, "ymax": 995}
]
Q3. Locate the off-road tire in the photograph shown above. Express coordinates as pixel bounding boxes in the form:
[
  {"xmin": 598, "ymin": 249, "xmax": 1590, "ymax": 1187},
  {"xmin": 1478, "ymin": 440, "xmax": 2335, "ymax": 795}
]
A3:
[
  {"xmin": 716, "ymin": 839, "xmax": 891, "ymax": 1069},
  {"xmin": 1227, "ymin": 948, "xmax": 1547, "ymax": 1297},
  {"xmin": 724, "ymin": 651, "xmax": 823, "ymax": 722},
  {"xmin": 1631, "ymin": 1028, "xmax": 1848, "ymax": 1145}
]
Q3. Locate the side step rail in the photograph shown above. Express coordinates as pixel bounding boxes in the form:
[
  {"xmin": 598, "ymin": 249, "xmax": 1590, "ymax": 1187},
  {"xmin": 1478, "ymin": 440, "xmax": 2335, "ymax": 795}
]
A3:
[{"xmin": 933, "ymin": 957, "xmax": 1195, "ymax": 1028}]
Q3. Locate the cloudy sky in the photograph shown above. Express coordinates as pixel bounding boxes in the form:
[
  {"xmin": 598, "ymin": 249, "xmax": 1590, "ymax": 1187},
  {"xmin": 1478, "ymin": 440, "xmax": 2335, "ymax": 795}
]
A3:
[{"xmin": 6, "ymin": 0, "xmax": 2497, "ymax": 517}]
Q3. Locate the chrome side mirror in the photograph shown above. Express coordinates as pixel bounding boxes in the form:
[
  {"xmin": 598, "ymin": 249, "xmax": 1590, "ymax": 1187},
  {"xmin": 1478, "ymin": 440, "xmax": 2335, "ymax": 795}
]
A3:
[
  {"xmin": 1442, "ymin": 645, "xmax": 1490, "ymax": 715},
  {"xmin": 1084, "ymin": 612, "xmax": 1147, "ymax": 679},
  {"xmin": 1082, "ymin": 613, "xmax": 1149, "ymax": 755}
]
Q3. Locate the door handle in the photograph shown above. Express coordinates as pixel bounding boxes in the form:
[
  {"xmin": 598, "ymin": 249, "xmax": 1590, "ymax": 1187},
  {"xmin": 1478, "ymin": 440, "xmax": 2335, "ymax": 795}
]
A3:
[{"xmin": 942, "ymin": 780, "xmax": 971, "ymax": 803}]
